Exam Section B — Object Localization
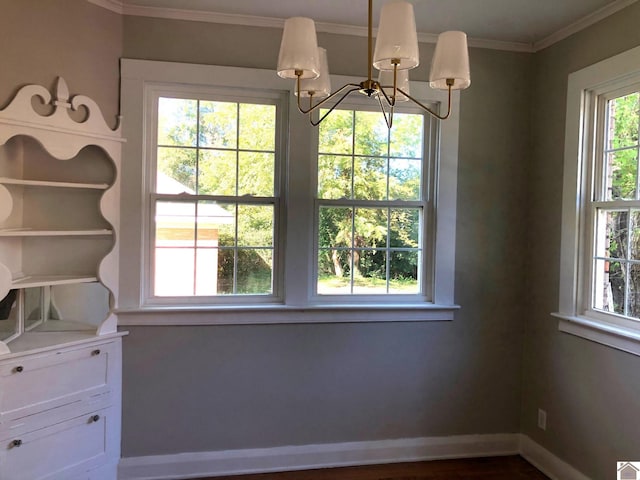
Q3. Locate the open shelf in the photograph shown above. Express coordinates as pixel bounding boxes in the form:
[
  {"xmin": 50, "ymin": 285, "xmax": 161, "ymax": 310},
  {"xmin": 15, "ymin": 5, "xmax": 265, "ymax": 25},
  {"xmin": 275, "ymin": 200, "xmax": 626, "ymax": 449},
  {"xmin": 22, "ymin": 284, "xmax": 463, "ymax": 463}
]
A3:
[
  {"xmin": 12, "ymin": 275, "xmax": 99, "ymax": 289},
  {"xmin": 0, "ymin": 229, "xmax": 112, "ymax": 237},
  {"xmin": 0, "ymin": 177, "xmax": 110, "ymax": 190}
]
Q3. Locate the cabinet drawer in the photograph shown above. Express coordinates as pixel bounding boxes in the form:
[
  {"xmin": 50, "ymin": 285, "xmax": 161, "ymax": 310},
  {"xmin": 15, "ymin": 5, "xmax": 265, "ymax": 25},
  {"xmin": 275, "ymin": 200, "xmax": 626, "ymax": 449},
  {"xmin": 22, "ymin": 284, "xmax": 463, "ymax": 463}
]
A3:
[
  {"xmin": 0, "ymin": 408, "xmax": 116, "ymax": 480},
  {"xmin": 0, "ymin": 341, "xmax": 117, "ymax": 429},
  {"xmin": 3, "ymin": 391, "xmax": 111, "ymax": 437}
]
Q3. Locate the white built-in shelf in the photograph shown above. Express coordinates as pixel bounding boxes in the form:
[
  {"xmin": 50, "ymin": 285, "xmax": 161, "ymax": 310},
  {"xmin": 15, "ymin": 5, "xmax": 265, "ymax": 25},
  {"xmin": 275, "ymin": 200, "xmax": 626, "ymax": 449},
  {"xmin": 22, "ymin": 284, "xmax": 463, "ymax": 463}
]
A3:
[
  {"xmin": 3, "ymin": 331, "xmax": 124, "ymax": 356},
  {"xmin": 12, "ymin": 275, "xmax": 99, "ymax": 289},
  {"xmin": 0, "ymin": 177, "xmax": 110, "ymax": 190},
  {"xmin": 0, "ymin": 228, "xmax": 112, "ymax": 237},
  {"xmin": 31, "ymin": 318, "xmax": 96, "ymax": 332}
]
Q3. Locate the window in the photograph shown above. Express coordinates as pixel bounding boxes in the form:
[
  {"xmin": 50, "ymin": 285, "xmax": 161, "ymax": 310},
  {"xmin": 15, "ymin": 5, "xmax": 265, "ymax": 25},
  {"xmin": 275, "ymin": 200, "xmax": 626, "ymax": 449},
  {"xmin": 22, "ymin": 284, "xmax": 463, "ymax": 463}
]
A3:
[
  {"xmin": 152, "ymin": 95, "xmax": 281, "ymax": 300},
  {"xmin": 119, "ymin": 60, "xmax": 460, "ymax": 324},
  {"xmin": 315, "ymin": 108, "xmax": 434, "ymax": 297},
  {"xmin": 557, "ymin": 45, "xmax": 640, "ymax": 356},
  {"xmin": 592, "ymin": 91, "xmax": 640, "ymax": 318}
]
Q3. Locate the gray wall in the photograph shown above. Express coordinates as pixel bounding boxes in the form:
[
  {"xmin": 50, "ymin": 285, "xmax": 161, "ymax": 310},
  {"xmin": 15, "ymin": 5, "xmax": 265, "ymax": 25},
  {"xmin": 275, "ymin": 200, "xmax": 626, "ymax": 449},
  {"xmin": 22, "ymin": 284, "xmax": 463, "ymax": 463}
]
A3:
[
  {"xmin": 120, "ymin": 15, "xmax": 530, "ymax": 457},
  {"xmin": 522, "ymin": 3, "xmax": 640, "ymax": 479},
  {"xmin": 0, "ymin": 0, "xmax": 122, "ymax": 128}
]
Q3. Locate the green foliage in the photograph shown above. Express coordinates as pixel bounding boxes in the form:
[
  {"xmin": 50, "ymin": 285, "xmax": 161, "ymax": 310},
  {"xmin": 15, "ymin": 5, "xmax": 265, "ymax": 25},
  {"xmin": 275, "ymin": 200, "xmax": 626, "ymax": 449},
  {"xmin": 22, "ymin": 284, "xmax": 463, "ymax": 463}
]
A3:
[
  {"xmin": 317, "ymin": 109, "xmax": 423, "ymax": 292},
  {"xmin": 156, "ymin": 97, "xmax": 426, "ymax": 296},
  {"xmin": 217, "ymin": 243, "xmax": 272, "ymax": 295},
  {"xmin": 317, "ymin": 274, "xmax": 418, "ymax": 294},
  {"xmin": 602, "ymin": 93, "xmax": 640, "ymax": 317},
  {"xmin": 608, "ymin": 93, "xmax": 640, "ymax": 200},
  {"xmin": 156, "ymin": 97, "xmax": 276, "ymax": 295}
]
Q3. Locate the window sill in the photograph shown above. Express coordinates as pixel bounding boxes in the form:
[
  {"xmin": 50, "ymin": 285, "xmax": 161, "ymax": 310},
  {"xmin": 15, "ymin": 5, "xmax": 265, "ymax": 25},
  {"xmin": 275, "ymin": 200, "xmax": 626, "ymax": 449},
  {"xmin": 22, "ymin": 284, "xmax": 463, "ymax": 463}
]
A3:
[
  {"xmin": 553, "ymin": 312, "xmax": 640, "ymax": 357},
  {"xmin": 116, "ymin": 303, "xmax": 459, "ymax": 326}
]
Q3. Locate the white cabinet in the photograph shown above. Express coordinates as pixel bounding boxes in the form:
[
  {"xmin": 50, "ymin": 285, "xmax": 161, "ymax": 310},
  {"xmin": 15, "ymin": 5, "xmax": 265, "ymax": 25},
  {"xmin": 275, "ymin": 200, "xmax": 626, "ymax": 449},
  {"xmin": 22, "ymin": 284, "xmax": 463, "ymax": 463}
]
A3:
[
  {"xmin": 0, "ymin": 336, "xmax": 123, "ymax": 480},
  {"xmin": 0, "ymin": 78, "xmax": 124, "ymax": 479}
]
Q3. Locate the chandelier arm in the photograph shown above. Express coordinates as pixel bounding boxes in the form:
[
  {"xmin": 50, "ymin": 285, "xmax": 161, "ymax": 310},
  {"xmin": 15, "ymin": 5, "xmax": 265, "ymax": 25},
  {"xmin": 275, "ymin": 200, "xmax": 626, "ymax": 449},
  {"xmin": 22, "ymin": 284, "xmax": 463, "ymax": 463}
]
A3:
[
  {"xmin": 376, "ymin": 89, "xmax": 394, "ymax": 129},
  {"xmin": 377, "ymin": 85, "xmax": 397, "ymax": 108},
  {"xmin": 399, "ymin": 85, "xmax": 453, "ymax": 120},
  {"xmin": 309, "ymin": 87, "xmax": 362, "ymax": 126},
  {"xmin": 295, "ymin": 75, "xmax": 361, "ymax": 114}
]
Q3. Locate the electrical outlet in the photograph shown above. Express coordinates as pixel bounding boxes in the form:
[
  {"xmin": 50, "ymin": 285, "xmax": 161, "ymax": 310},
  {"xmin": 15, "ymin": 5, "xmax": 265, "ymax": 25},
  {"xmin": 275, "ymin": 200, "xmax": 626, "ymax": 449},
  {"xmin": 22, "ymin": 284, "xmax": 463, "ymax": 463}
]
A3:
[{"xmin": 537, "ymin": 408, "xmax": 547, "ymax": 430}]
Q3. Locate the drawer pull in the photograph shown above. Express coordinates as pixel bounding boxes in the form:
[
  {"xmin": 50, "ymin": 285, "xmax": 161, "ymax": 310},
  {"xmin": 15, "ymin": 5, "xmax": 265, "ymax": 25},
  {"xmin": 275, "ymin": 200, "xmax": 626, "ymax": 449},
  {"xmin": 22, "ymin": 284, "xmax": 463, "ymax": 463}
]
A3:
[
  {"xmin": 92, "ymin": 349, "xmax": 101, "ymax": 356},
  {"xmin": 11, "ymin": 439, "xmax": 22, "ymax": 448},
  {"xmin": 90, "ymin": 414, "xmax": 100, "ymax": 423},
  {"xmin": 14, "ymin": 366, "xmax": 23, "ymax": 373}
]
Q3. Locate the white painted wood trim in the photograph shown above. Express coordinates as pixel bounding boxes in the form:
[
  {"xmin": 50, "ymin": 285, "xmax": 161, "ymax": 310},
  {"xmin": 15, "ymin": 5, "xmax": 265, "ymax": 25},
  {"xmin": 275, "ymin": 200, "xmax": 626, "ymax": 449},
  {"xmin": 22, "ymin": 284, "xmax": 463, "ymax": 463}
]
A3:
[
  {"xmin": 533, "ymin": 0, "xmax": 639, "ymax": 52},
  {"xmin": 520, "ymin": 435, "xmax": 591, "ymax": 480},
  {"xmin": 86, "ymin": 0, "xmax": 639, "ymax": 53},
  {"xmin": 118, "ymin": 434, "xmax": 597, "ymax": 480},
  {"xmin": 119, "ymin": 59, "xmax": 458, "ymax": 314},
  {"xmin": 557, "ymin": 44, "xmax": 640, "ymax": 357},
  {"xmin": 118, "ymin": 434, "xmax": 520, "ymax": 480},
  {"xmin": 555, "ymin": 313, "xmax": 640, "ymax": 357},
  {"xmin": 116, "ymin": 304, "xmax": 458, "ymax": 326},
  {"xmin": 112, "ymin": 2, "xmax": 535, "ymax": 53},
  {"xmin": 87, "ymin": 0, "xmax": 124, "ymax": 14}
]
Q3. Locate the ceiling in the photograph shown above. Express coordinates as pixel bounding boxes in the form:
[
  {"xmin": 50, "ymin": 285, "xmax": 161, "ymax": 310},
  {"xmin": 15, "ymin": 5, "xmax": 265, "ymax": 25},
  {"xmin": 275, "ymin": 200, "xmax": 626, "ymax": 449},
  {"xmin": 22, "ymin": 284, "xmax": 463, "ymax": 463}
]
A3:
[{"xmin": 112, "ymin": 0, "xmax": 637, "ymax": 51}]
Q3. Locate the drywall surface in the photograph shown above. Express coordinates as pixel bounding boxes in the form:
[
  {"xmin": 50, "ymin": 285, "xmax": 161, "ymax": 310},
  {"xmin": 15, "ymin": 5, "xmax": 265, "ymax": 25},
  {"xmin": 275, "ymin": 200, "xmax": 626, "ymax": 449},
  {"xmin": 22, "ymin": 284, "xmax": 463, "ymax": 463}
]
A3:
[
  {"xmin": 120, "ymin": 15, "xmax": 531, "ymax": 456},
  {"xmin": 522, "ymin": 3, "xmax": 640, "ymax": 479},
  {"xmin": 0, "ymin": 0, "xmax": 122, "ymax": 128}
]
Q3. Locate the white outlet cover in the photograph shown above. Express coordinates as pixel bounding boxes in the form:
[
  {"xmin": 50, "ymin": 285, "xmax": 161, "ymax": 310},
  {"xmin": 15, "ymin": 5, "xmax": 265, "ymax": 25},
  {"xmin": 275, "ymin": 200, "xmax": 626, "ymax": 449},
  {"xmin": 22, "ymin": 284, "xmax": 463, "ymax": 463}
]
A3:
[{"xmin": 538, "ymin": 408, "xmax": 547, "ymax": 430}]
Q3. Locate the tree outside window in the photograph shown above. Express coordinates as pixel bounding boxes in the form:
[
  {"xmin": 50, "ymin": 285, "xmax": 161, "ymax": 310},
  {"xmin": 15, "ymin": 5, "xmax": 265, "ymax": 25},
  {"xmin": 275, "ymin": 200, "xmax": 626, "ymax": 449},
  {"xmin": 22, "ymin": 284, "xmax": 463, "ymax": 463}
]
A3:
[
  {"xmin": 594, "ymin": 91, "xmax": 640, "ymax": 319},
  {"xmin": 316, "ymin": 108, "xmax": 430, "ymax": 295},
  {"xmin": 153, "ymin": 97, "xmax": 278, "ymax": 297}
]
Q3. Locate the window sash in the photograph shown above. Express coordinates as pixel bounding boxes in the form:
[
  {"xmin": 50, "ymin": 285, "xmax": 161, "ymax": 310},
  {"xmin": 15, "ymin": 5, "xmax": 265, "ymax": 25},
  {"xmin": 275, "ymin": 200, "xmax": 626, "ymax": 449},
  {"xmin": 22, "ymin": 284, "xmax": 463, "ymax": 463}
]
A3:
[
  {"xmin": 584, "ymin": 84, "xmax": 640, "ymax": 322},
  {"xmin": 144, "ymin": 87, "xmax": 285, "ymax": 305},
  {"xmin": 312, "ymin": 105, "xmax": 436, "ymax": 301},
  {"xmin": 151, "ymin": 197, "xmax": 278, "ymax": 299}
]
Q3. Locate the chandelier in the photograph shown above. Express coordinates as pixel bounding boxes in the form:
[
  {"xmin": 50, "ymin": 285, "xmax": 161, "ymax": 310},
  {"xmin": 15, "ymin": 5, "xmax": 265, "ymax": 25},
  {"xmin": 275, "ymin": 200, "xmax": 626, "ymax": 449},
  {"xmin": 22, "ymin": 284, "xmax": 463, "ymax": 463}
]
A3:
[{"xmin": 276, "ymin": 0, "xmax": 471, "ymax": 128}]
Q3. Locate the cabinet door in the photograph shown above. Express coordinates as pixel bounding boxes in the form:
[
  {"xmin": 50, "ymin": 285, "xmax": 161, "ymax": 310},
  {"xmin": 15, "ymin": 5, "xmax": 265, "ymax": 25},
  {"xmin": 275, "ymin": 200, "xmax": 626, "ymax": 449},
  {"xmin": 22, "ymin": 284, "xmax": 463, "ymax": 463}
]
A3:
[
  {"xmin": 0, "ymin": 407, "xmax": 116, "ymax": 480},
  {"xmin": 0, "ymin": 341, "xmax": 118, "ymax": 432}
]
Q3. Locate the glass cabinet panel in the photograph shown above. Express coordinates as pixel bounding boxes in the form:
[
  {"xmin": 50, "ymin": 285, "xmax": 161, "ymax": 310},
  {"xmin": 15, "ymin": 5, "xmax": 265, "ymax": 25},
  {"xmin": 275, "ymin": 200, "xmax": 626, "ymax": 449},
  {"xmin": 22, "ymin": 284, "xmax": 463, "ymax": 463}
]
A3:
[{"xmin": 0, "ymin": 289, "xmax": 19, "ymax": 342}]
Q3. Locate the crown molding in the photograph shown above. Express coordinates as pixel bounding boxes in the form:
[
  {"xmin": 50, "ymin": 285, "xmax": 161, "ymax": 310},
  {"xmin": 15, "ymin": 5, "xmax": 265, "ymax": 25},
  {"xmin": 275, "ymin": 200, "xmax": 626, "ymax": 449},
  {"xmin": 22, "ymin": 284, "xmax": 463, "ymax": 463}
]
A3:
[
  {"xmin": 123, "ymin": 3, "xmax": 283, "ymax": 29},
  {"xmin": 88, "ymin": 0, "xmax": 638, "ymax": 53},
  {"xmin": 317, "ymin": 22, "xmax": 534, "ymax": 53},
  {"xmin": 467, "ymin": 37, "xmax": 534, "ymax": 53},
  {"xmin": 87, "ymin": 0, "xmax": 124, "ymax": 14},
  {"xmin": 533, "ymin": 0, "xmax": 638, "ymax": 51},
  {"xmin": 108, "ymin": 2, "xmax": 536, "ymax": 52}
]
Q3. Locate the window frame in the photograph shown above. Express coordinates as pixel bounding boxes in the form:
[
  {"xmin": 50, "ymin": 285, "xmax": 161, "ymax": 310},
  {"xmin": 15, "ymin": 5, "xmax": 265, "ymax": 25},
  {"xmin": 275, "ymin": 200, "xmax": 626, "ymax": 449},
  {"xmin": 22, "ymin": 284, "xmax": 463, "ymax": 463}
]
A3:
[
  {"xmin": 556, "ymin": 44, "xmax": 640, "ymax": 356},
  {"xmin": 310, "ymin": 100, "xmax": 438, "ymax": 302},
  {"xmin": 118, "ymin": 59, "xmax": 461, "ymax": 324}
]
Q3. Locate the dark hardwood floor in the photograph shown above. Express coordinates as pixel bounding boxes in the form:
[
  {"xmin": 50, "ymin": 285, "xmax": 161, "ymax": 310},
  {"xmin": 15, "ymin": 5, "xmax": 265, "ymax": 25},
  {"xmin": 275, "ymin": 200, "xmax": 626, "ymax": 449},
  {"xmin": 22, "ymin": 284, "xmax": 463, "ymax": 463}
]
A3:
[{"xmin": 202, "ymin": 456, "xmax": 548, "ymax": 479}]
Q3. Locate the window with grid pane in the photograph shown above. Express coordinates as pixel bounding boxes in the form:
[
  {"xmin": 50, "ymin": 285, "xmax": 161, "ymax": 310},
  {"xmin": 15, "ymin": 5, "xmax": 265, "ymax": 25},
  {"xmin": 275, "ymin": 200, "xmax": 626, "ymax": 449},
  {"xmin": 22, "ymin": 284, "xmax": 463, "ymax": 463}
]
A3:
[
  {"xmin": 152, "ymin": 96, "xmax": 278, "ymax": 298},
  {"xmin": 592, "ymin": 90, "xmax": 640, "ymax": 319},
  {"xmin": 316, "ymin": 108, "xmax": 431, "ymax": 296}
]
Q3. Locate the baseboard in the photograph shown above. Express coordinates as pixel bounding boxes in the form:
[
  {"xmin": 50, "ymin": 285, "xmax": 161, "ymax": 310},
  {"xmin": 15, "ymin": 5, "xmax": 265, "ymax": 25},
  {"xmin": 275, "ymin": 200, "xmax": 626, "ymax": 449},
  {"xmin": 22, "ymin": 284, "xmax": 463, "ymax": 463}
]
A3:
[
  {"xmin": 519, "ymin": 435, "xmax": 591, "ymax": 480},
  {"xmin": 118, "ymin": 433, "xmax": 520, "ymax": 480}
]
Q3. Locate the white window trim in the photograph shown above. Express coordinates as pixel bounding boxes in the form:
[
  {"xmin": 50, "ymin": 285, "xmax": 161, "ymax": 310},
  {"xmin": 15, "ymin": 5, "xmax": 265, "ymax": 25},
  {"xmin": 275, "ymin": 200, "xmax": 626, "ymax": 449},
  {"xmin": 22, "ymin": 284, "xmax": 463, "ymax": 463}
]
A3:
[
  {"xmin": 119, "ymin": 58, "xmax": 460, "ymax": 325},
  {"xmin": 556, "ymin": 44, "xmax": 640, "ymax": 356}
]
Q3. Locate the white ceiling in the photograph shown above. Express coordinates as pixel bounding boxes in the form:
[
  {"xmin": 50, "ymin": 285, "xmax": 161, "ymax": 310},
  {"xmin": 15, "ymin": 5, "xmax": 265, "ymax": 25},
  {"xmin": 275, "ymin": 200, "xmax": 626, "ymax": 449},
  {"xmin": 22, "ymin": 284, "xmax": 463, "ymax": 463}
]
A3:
[{"xmin": 111, "ymin": 0, "xmax": 638, "ymax": 51}]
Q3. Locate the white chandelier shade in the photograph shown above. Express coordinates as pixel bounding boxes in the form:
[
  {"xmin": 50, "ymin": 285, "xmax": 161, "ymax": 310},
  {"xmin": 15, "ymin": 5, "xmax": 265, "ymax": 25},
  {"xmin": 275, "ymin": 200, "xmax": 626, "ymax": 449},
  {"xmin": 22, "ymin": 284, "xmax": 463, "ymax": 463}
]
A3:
[
  {"xmin": 429, "ymin": 31, "xmax": 471, "ymax": 90},
  {"xmin": 372, "ymin": 0, "xmax": 420, "ymax": 71},
  {"xmin": 277, "ymin": 17, "xmax": 320, "ymax": 79},
  {"xmin": 297, "ymin": 47, "xmax": 332, "ymax": 98},
  {"xmin": 378, "ymin": 69, "xmax": 410, "ymax": 102}
]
